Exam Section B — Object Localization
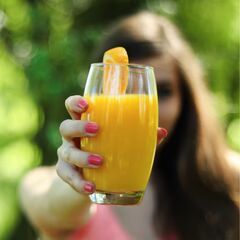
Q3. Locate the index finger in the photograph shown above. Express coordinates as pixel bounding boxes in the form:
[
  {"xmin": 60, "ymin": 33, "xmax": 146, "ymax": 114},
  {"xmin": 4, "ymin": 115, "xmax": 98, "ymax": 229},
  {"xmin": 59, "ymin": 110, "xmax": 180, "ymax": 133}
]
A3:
[{"xmin": 65, "ymin": 95, "xmax": 88, "ymax": 120}]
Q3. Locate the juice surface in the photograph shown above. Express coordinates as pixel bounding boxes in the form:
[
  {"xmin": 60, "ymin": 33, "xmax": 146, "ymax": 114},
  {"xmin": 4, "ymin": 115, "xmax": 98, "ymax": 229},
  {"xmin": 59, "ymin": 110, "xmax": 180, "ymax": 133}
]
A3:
[{"xmin": 81, "ymin": 94, "xmax": 158, "ymax": 193}]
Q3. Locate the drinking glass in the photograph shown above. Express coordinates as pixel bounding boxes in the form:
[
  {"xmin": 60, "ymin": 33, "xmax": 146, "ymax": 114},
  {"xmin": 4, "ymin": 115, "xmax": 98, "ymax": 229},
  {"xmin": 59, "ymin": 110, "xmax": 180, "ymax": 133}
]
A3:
[{"xmin": 81, "ymin": 63, "xmax": 158, "ymax": 205}]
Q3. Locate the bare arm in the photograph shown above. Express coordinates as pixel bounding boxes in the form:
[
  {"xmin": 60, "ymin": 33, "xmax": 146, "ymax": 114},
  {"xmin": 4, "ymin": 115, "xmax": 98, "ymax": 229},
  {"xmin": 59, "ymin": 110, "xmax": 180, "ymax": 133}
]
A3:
[
  {"xmin": 19, "ymin": 166, "xmax": 96, "ymax": 239},
  {"xmin": 19, "ymin": 96, "xmax": 100, "ymax": 239}
]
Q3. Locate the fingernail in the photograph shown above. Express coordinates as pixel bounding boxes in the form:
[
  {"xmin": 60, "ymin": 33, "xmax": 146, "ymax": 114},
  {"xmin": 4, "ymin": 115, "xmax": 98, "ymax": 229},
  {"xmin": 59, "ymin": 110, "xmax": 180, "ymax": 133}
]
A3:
[
  {"xmin": 78, "ymin": 99, "xmax": 88, "ymax": 109},
  {"xmin": 160, "ymin": 128, "xmax": 168, "ymax": 138},
  {"xmin": 88, "ymin": 154, "xmax": 103, "ymax": 166},
  {"xmin": 84, "ymin": 183, "xmax": 95, "ymax": 193},
  {"xmin": 85, "ymin": 122, "xmax": 99, "ymax": 134}
]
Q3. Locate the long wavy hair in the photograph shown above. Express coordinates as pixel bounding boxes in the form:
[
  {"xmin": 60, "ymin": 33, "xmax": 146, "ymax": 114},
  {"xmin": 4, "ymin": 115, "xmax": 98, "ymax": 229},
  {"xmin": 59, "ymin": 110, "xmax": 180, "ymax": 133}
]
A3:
[{"xmin": 94, "ymin": 11, "xmax": 239, "ymax": 240}]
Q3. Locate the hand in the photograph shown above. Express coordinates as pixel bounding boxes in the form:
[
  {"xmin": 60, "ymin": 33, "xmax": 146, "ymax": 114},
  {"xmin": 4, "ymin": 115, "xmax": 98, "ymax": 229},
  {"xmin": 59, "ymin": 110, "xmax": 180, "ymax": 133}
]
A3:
[
  {"xmin": 57, "ymin": 95, "xmax": 102, "ymax": 194},
  {"xmin": 56, "ymin": 95, "xmax": 167, "ymax": 194}
]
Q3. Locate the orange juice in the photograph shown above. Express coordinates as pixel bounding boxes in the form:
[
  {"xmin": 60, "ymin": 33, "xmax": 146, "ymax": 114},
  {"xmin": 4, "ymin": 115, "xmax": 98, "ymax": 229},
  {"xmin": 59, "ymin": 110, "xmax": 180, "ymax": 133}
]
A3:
[{"xmin": 81, "ymin": 94, "xmax": 158, "ymax": 193}]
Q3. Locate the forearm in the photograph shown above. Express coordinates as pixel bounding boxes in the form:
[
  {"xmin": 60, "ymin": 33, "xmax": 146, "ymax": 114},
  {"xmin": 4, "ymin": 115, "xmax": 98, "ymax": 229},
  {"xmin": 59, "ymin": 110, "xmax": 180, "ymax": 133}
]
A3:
[{"xmin": 19, "ymin": 166, "xmax": 95, "ymax": 238}]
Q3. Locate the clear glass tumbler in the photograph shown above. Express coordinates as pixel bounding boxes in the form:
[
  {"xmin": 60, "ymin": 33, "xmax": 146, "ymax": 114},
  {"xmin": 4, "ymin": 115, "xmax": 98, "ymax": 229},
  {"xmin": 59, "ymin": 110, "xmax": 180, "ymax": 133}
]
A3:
[{"xmin": 81, "ymin": 63, "xmax": 158, "ymax": 205}]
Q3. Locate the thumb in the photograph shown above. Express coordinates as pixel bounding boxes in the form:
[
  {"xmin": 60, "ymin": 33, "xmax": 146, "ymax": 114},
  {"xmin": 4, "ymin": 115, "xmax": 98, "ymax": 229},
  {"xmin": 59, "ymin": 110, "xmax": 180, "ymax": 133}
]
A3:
[{"xmin": 157, "ymin": 128, "xmax": 168, "ymax": 145}]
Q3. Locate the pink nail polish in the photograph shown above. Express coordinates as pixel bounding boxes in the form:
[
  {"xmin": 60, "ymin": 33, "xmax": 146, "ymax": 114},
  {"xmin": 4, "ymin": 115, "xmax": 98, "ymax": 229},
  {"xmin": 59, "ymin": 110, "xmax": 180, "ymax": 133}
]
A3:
[
  {"xmin": 160, "ymin": 128, "xmax": 168, "ymax": 138},
  {"xmin": 88, "ymin": 155, "xmax": 103, "ymax": 166},
  {"xmin": 84, "ymin": 183, "xmax": 95, "ymax": 193},
  {"xmin": 78, "ymin": 99, "xmax": 88, "ymax": 109},
  {"xmin": 85, "ymin": 122, "xmax": 99, "ymax": 134}
]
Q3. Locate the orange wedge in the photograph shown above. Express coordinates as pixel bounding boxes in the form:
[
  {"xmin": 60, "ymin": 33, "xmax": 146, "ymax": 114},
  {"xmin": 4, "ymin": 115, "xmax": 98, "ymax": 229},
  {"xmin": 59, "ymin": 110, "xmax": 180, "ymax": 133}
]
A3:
[{"xmin": 103, "ymin": 47, "xmax": 129, "ymax": 95}]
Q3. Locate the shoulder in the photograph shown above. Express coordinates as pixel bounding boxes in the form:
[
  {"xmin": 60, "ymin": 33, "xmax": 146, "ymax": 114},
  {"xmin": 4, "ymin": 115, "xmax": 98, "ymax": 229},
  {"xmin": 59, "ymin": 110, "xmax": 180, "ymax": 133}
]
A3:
[{"xmin": 69, "ymin": 205, "xmax": 131, "ymax": 240}]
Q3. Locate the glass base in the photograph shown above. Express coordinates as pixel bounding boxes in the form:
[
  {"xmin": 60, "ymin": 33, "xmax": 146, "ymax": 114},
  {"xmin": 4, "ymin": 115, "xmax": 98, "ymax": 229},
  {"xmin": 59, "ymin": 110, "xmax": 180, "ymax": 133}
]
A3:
[{"xmin": 89, "ymin": 190, "xmax": 144, "ymax": 205}]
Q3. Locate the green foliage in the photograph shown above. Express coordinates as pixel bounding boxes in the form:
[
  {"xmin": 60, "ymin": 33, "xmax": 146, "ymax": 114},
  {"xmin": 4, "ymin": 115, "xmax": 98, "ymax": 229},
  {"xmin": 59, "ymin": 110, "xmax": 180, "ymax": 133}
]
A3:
[
  {"xmin": 0, "ymin": 42, "xmax": 41, "ymax": 239},
  {"xmin": 0, "ymin": 0, "xmax": 238, "ymax": 239}
]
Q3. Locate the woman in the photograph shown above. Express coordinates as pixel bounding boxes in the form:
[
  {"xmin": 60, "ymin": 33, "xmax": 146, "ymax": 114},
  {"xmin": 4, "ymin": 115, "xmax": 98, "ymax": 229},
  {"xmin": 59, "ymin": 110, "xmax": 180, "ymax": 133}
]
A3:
[{"xmin": 20, "ymin": 11, "xmax": 239, "ymax": 240}]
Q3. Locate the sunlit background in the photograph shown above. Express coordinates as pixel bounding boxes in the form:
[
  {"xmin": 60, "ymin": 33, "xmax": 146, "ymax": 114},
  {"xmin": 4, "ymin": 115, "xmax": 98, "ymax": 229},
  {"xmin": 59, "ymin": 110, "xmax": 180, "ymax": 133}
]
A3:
[{"xmin": 0, "ymin": 0, "xmax": 239, "ymax": 239}]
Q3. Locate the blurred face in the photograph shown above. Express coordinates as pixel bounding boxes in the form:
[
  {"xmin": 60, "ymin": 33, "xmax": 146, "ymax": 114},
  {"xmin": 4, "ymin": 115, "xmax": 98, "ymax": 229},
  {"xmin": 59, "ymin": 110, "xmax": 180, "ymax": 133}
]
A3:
[{"xmin": 134, "ymin": 55, "xmax": 181, "ymax": 135}]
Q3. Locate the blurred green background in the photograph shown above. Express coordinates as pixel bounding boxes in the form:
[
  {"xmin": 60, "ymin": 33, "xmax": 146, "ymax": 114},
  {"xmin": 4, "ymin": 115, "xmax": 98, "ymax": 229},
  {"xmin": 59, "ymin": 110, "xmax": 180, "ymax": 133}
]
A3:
[{"xmin": 0, "ymin": 0, "xmax": 239, "ymax": 239}]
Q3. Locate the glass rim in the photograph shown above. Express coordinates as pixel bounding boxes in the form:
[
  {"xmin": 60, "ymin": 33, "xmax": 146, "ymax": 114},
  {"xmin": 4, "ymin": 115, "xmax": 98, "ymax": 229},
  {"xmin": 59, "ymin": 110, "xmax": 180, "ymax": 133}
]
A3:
[{"xmin": 91, "ymin": 63, "xmax": 153, "ymax": 70}]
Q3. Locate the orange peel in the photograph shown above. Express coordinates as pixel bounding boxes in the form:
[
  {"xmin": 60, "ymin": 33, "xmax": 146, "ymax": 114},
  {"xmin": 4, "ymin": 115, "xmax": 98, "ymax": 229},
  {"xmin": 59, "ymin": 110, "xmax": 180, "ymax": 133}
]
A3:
[{"xmin": 103, "ymin": 47, "xmax": 129, "ymax": 94}]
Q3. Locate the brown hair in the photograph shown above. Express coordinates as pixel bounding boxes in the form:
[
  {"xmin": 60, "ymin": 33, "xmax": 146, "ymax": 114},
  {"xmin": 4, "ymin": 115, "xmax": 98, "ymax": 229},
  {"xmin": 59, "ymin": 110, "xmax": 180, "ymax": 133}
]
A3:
[{"xmin": 94, "ymin": 11, "xmax": 239, "ymax": 240}]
